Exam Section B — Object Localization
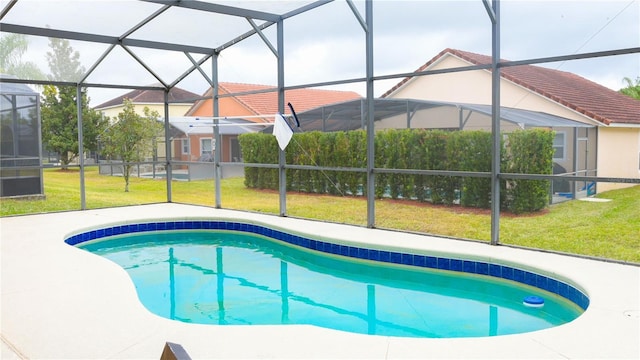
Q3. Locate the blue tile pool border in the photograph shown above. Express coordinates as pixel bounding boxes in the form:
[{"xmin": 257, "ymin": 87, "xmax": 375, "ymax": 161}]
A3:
[{"xmin": 65, "ymin": 220, "xmax": 589, "ymax": 311}]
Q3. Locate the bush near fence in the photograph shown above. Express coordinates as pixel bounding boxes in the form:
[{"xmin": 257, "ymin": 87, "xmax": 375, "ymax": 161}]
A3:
[{"xmin": 238, "ymin": 128, "xmax": 554, "ymax": 213}]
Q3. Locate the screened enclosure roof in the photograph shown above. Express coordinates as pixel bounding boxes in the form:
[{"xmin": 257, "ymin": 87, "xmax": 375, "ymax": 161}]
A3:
[
  {"xmin": 460, "ymin": 103, "xmax": 595, "ymax": 128},
  {"xmin": 1, "ymin": 0, "xmax": 636, "ymax": 118},
  {"xmin": 0, "ymin": 75, "xmax": 39, "ymax": 112},
  {"xmin": 294, "ymin": 98, "xmax": 595, "ymax": 132},
  {"xmin": 0, "ymin": 75, "xmax": 37, "ymax": 94},
  {"xmin": 0, "ymin": 0, "xmax": 332, "ymax": 88},
  {"xmin": 0, "ymin": 0, "xmax": 322, "ymax": 54}
]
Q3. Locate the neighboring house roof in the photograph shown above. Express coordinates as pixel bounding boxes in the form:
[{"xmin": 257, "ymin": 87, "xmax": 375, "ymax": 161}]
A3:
[
  {"xmin": 185, "ymin": 82, "xmax": 362, "ymax": 119},
  {"xmin": 95, "ymin": 85, "xmax": 201, "ymax": 109},
  {"xmin": 382, "ymin": 48, "xmax": 640, "ymax": 126}
]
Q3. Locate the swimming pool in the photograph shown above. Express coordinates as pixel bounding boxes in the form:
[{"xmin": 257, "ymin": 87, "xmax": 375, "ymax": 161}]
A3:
[
  {"xmin": 5, "ymin": 204, "xmax": 638, "ymax": 358},
  {"xmin": 66, "ymin": 219, "xmax": 587, "ymax": 338}
]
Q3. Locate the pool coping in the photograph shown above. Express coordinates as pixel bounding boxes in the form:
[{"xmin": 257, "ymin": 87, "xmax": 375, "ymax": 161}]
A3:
[{"xmin": 1, "ymin": 203, "xmax": 639, "ymax": 359}]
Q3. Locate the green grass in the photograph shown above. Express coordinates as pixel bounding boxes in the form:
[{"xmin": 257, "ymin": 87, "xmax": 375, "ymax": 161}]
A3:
[{"xmin": 2, "ymin": 167, "xmax": 638, "ymax": 263}]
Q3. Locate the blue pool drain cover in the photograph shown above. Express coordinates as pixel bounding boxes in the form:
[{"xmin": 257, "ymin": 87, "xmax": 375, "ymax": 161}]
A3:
[{"xmin": 523, "ymin": 295, "xmax": 545, "ymax": 308}]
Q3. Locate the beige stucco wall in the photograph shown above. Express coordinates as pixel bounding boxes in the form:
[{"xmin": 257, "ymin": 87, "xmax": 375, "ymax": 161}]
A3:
[
  {"xmin": 597, "ymin": 127, "xmax": 640, "ymax": 192},
  {"xmin": 98, "ymin": 103, "xmax": 193, "ymax": 120},
  {"xmin": 390, "ymin": 56, "xmax": 600, "ymax": 126},
  {"xmin": 387, "ymin": 54, "xmax": 639, "ymax": 191}
]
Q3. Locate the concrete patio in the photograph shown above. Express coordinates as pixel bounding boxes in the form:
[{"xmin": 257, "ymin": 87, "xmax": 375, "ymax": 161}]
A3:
[{"xmin": 1, "ymin": 203, "xmax": 638, "ymax": 359}]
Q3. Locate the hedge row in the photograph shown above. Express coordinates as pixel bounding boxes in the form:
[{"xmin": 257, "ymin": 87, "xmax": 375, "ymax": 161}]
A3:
[{"xmin": 238, "ymin": 128, "xmax": 554, "ymax": 213}]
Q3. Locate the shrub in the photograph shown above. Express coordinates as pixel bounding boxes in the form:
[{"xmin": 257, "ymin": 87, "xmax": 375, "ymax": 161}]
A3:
[
  {"xmin": 503, "ymin": 129, "xmax": 555, "ymax": 213},
  {"xmin": 239, "ymin": 128, "xmax": 554, "ymax": 213}
]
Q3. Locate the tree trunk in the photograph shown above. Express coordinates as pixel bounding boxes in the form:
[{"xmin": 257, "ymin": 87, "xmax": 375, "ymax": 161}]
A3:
[
  {"xmin": 60, "ymin": 153, "xmax": 71, "ymax": 170},
  {"xmin": 124, "ymin": 164, "xmax": 130, "ymax": 192}
]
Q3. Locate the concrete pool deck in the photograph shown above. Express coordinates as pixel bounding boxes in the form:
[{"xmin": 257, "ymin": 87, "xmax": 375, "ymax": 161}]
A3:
[{"xmin": 1, "ymin": 203, "xmax": 638, "ymax": 359}]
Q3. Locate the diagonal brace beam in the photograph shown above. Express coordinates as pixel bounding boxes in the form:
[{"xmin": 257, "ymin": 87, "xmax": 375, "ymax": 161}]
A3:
[
  {"xmin": 246, "ymin": 17, "xmax": 277, "ymax": 57},
  {"xmin": 346, "ymin": 0, "xmax": 367, "ymax": 32},
  {"xmin": 121, "ymin": 44, "xmax": 168, "ymax": 88},
  {"xmin": 482, "ymin": 0, "xmax": 496, "ymax": 23}
]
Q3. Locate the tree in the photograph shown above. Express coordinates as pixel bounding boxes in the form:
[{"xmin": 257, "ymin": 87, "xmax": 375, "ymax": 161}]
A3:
[
  {"xmin": 0, "ymin": 33, "xmax": 46, "ymax": 79},
  {"xmin": 620, "ymin": 76, "xmax": 640, "ymax": 100},
  {"xmin": 45, "ymin": 37, "xmax": 83, "ymax": 81},
  {"xmin": 99, "ymin": 99, "xmax": 163, "ymax": 192},
  {"xmin": 40, "ymin": 37, "xmax": 106, "ymax": 168}
]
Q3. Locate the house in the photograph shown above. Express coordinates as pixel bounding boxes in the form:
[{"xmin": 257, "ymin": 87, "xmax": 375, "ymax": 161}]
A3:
[
  {"xmin": 380, "ymin": 48, "xmax": 640, "ymax": 193},
  {"xmin": 95, "ymin": 85, "xmax": 201, "ymax": 165},
  {"xmin": 93, "ymin": 82, "xmax": 361, "ymax": 179},
  {"xmin": 181, "ymin": 82, "xmax": 362, "ymax": 163},
  {"xmin": 95, "ymin": 85, "xmax": 201, "ymax": 120}
]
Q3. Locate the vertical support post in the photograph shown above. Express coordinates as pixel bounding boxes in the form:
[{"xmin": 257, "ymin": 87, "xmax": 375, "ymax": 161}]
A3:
[
  {"xmin": 163, "ymin": 89, "xmax": 172, "ymax": 202},
  {"xmin": 76, "ymin": 85, "xmax": 86, "ymax": 210},
  {"xmin": 277, "ymin": 19, "xmax": 287, "ymax": 216},
  {"xmin": 10, "ymin": 96, "xmax": 18, "ymax": 161},
  {"xmin": 322, "ymin": 106, "xmax": 326, "ymax": 132},
  {"xmin": 490, "ymin": 0, "xmax": 501, "ymax": 245},
  {"xmin": 594, "ymin": 128, "xmax": 599, "ymax": 185},
  {"xmin": 36, "ymin": 95, "xmax": 44, "ymax": 195},
  {"xmin": 360, "ymin": 98, "xmax": 365, "ymax": 130},
  {"xmin": 212, "ymin": 55, "xmax": 222, "ymax": 208},
  {"xmin": 365, "ymin": 0, "xmax": 375, "ymax": 228}
]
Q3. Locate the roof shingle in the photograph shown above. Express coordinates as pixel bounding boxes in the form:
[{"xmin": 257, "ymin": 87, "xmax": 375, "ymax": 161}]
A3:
[{"xmin": 383, "ymin": 48, "xmax": 640, "ymax": 126}]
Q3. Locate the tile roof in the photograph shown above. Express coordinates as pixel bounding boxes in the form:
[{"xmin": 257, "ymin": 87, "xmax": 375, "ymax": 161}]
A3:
[
  {"xmin": 382, "ymin": 48, "xmax": 640, "ymax": 126},
  {"xmin": 95, "ymin": 85, "xmax": 201, "ymax": 109},
  {"xmin": 187, "ymin": 82, "xmax": 362, "ymax": 119}
]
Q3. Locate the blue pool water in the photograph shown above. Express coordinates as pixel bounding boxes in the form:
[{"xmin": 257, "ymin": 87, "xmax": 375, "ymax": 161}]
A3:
[{"xmin": 75, "ymin": 228, "xmax": 584, "ymax": 338}]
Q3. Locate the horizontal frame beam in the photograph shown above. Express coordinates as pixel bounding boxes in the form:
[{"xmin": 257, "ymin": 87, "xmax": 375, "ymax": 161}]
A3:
[
  {"xmin": 139, "ymin": 0, "xmax": 281, "ymax": 22},
  {"xmin": 0, "ymin": 23, "xmax": 215, "ymax": 54}
]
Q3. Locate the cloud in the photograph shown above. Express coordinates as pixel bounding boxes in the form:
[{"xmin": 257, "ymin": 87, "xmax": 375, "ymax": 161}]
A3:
[{"xmin": 500, "ymin": 0, "xmax": 639, "ymax": 59}]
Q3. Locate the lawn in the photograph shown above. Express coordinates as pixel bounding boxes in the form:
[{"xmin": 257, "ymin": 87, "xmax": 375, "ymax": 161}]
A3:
[{"xmin": 1, "ymin": 167, "xmax": 638, "ymax": 263}]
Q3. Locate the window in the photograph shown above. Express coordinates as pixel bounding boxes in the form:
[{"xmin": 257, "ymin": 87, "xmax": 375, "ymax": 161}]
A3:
[
  {"xmin": 553, "ymin": 132, "xmax": 565, "ymax": 160},
  {"xmin": 230, "ymin": 138, "xmax": 242, "ymax": 162},
  {"xmin": 201, "ymin": 138, "xmax": 214, "ymax": 155},
  {"xmin": 181, "ymin": 139, "xmax": 190, "ymax": 155}
]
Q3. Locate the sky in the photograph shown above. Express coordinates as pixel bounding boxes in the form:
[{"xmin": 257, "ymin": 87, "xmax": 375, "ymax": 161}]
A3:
[{"xmin": 1, "ymin": 0, "xmax": 638, "ymax": 106}]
